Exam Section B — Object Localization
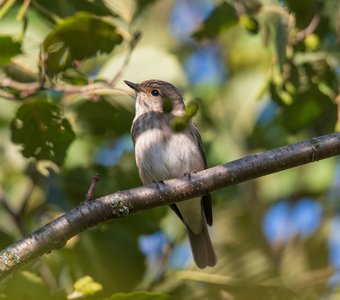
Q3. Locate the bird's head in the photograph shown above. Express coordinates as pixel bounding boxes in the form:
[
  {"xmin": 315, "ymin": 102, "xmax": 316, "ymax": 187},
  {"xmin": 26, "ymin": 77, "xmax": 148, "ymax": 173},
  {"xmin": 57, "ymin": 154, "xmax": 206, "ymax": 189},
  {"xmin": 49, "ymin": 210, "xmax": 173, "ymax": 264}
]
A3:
[{"xmin": 124, "ymin": 79, "xmax": 185, "ymax": 116}]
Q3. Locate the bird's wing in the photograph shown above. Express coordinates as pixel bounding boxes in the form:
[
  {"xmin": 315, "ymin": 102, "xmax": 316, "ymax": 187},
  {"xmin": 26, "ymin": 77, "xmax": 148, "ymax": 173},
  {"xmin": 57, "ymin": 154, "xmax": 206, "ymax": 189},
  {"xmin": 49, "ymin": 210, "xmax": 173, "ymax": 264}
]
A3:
[
  {"xmin": 188, "ymin": 121, "xmax": 213, "ymax": 226},
  {"xmin": 188, "ymin": 121, "xmax": 208, "ymax": 168}
]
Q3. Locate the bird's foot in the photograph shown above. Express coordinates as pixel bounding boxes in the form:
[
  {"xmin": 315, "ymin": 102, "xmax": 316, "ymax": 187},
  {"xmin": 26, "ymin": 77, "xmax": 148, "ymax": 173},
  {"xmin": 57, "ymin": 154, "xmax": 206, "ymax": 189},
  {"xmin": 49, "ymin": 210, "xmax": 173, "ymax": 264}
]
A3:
[
  {"xmin": 184, "ymin": 171, "xmax": 198, "ymax": 180},
  {"xmin": 153, "ymin": 180, "xmax": 166, "ymax": 186}
]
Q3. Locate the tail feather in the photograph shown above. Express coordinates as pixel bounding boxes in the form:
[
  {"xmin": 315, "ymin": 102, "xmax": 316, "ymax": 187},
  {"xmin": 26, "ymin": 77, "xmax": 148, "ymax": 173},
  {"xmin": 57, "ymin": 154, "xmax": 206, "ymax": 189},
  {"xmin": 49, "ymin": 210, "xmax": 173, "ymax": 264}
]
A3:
[{"xmin": 186, "ymin": 222, "xmax": 216, "ymax": 269}]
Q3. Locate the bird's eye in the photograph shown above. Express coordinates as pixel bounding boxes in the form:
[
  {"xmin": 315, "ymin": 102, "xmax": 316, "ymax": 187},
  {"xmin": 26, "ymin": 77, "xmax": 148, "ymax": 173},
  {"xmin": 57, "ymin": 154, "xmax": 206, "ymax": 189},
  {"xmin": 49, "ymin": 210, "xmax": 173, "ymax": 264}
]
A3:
[{"xmin": 151, "ymin": 90, "xmax": 159, "ymax": 96}]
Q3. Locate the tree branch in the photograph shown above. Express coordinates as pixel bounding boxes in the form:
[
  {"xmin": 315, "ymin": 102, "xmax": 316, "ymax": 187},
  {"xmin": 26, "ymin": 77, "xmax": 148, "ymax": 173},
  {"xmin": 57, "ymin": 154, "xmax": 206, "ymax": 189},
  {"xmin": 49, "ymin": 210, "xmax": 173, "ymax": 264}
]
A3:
[
  {"xmin": 293, "ymin": 0, "xmax": 323, "ymax": 44},
  {"xmin": 0, "ymin": 132, "xmax": 339, "ymax": 279}
]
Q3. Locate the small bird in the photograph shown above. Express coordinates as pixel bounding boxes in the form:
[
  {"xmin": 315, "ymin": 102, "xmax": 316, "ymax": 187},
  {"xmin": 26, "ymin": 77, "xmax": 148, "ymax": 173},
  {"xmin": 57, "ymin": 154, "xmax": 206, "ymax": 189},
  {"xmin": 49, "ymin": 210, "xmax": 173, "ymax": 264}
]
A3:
[{"xmin": 125, "ymin": 79, "xmax": 216, "ymax": 268}]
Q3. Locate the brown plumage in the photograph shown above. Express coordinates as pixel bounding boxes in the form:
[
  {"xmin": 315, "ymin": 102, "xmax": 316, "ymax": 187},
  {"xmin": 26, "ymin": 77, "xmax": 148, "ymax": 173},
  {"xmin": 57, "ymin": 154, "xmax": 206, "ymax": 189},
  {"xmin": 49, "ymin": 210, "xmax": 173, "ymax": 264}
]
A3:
[{"xmin": 125, "ymin": 79, "xmax": 216, "ymax": 268}]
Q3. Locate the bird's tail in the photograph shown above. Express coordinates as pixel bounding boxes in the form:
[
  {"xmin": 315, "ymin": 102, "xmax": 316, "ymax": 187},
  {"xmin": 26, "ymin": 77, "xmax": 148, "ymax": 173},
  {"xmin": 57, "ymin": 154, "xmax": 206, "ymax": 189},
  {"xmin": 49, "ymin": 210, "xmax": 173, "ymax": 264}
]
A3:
[{"xmin": 186, "ymin": 222, "xmax": 216, "ymax": 269}]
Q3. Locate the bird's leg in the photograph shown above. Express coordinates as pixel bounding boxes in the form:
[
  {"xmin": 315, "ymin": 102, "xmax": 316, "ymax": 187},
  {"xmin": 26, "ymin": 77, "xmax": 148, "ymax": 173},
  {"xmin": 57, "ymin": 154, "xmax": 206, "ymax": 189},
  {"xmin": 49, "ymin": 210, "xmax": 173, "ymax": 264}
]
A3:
[
  {"xmin": 184, "ymin": 171, "xmax": 198, "ymax": 180},
  {"xmin": 153, "ymin": 180, "xmax": 166, "ymax": 186}
]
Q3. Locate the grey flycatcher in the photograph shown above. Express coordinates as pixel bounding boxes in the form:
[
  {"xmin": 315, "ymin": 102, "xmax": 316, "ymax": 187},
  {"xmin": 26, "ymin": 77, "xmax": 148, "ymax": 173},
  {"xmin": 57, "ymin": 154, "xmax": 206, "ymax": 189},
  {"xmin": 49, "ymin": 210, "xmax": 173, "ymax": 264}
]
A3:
[{"xmin": 125, "ymin": 79, "xmax": 216, "ymax": 268}]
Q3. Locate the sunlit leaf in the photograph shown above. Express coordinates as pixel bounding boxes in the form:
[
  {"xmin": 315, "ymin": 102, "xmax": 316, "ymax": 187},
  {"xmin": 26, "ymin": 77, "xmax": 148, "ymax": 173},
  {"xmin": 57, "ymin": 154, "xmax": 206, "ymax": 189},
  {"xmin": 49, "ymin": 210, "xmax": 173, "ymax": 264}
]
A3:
[
  {"xmin": 0, "ymin": 35, "xmax": 21, "ymax": 67},
  {"xmin": 239, "ymin": 15, "xmax": 259, "ymax": 34},
  {"xmin": 10, "ymin": 99, "xmax": 75, "ymax": 165},
  {"xmin": 74, "ymin": 276, "xmax": 103, "ymax": 295},
  {"xmin": 185, "ymin": 100, "xmax": 199, "ymax": 118},
  {"xmin": 43, "ymin": 12, "xmax": 123, "ymax": 75},
  {"xmin": 304, "ymin": 34, "xmax": 320, "ymax": 51}
]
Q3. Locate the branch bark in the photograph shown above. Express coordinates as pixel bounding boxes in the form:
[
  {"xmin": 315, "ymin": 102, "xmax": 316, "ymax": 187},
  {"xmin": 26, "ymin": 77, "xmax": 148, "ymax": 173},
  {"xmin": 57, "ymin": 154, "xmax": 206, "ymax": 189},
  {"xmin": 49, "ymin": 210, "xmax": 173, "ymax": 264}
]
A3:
[{"xmin": 0, "ymin": 132, "xmax": 339, "ymax": 279}]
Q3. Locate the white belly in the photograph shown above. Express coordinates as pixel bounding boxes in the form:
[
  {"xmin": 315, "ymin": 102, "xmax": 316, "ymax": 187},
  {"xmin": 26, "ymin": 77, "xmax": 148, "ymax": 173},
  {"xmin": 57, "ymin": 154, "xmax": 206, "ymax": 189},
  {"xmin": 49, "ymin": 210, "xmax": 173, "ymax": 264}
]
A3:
[{"xmin": 134, "ymin": 128, "xmax": 203, "ymax": 183}]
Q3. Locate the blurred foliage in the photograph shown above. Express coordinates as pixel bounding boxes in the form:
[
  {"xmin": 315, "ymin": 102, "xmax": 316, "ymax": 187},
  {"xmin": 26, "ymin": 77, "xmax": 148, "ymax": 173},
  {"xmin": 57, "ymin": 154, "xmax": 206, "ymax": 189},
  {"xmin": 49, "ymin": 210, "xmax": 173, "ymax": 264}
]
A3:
[{"xmin": 0, "ymin": 0, "xmax": 339, "ymax": 299}]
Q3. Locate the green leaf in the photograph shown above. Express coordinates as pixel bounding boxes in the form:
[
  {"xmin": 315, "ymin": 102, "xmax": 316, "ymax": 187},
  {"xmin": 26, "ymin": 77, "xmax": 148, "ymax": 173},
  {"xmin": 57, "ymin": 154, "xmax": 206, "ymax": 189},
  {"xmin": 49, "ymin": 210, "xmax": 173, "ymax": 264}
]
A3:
[
  {"xmin": 105, "ymin": 291, "xmax": 173, "ymax": 300},
  {"xmin": 171, "ymin": 116, "xmax": 188, "ymax": 132},
  {"xmin": 43, "ymin": 12, "xmax": 123, "ymax": 75},
  {"xmin": 239, "ymin": 15, "xmax": 259, "ymax": 34},
  {"xmin": 0, "ymin": 35, "xmax": 21, "ymax": 67},
  {"xmin": 193, "ymin": 2, "xmax": 238, "ymax": 40},
  {"xmin": 10, "ymin": 99, "xmax": 75, "ymax": 165},
  {"xmin": 74, "ymin": 276, "xmax": 103, "ymax": 295},
  {"xmin": 162, "ymin": 96, "xmax": 173, "ymax": 113},
  {"xmin": 184, "ymin": 100, "xmax": 199, "ymax": 118}
]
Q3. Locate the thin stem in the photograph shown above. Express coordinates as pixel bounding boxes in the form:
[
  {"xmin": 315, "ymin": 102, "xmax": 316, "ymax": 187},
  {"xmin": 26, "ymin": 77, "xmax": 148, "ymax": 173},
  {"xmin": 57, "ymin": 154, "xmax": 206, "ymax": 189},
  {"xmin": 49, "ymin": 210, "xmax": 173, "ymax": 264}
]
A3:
[
  {"xmin": 0, "ymin": 0, "xmax": 16, "ymax": 19},
  {"xmin": 293, "ymin": 0, "xmax": 323, "ymax": 44},
  {"xmin": 0, "ymin": 78, "xmax": 128, "ymax": 100},
  {"xmin": 30, "ymin": 0, "xmax": 60, "ymax": 23},
  {"xmin": 16, "ymin": 0, "xmax": 31, "ymax": 21},
  {"xmin": 109, "ymin": 31, "xmax": 142, "ymax": 86},
  {"xmin": 85, "ymin": 174, "xmax": 100, "ymax": 201}
]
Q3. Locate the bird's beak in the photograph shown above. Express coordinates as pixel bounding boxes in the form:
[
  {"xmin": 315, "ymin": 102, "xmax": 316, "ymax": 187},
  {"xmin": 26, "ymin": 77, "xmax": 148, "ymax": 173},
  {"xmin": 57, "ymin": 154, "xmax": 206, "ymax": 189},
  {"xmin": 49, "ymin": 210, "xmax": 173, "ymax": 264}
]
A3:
[{"xmin": 124, "ymin": 80, "xmax": 139, "ymax": 92}]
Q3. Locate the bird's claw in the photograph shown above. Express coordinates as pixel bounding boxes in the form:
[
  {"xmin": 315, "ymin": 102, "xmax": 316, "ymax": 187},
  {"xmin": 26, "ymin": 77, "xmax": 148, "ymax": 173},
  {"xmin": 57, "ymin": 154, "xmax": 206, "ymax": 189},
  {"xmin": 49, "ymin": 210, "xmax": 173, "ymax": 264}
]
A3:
[
  {"xmin": 153, "ymin": 180, "xmax": 165, "ymax": 186},
  {"xmin": 184, "ymin": 171, "xmax": 198, "ymax": 180}
]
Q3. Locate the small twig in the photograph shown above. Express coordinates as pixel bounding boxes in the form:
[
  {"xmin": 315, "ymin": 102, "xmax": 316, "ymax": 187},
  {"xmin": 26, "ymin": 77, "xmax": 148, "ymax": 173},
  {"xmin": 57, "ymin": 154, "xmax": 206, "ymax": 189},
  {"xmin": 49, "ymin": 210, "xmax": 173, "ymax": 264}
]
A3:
[
  {"xmin": 0, "ymin": 78, "xmax": 128, "ymax": 101},
  {"xmin": 234, "ymin": 0, "xmax": 246, "ymax": 17},
  {"xmin": 30, "ymin": 0, "xmax": 60, "ymax": 23},
  {"xmin": 85, "ymin": 174, "xmax": 100, "ymax": 201},
  {"xmin": 293, "ymin": 0, "xmax": 323, "ymax": 44},
  {"xmin": 16, "ymin": 0, "xmax": 31, "ymax": 21},
  {"xmin": 109, "ymin": 31, "xmax": 142, "ymax": 86},
  {"xmin": 37, "ymin": 262, "xmax": 57, "ymax": 289},
  {"xmin": 0, "ymin": 89, "xmax": 16, "ymax": 100},
  {"xmin": 0, "ymin": 0, "xmax": 16, "ymax": 19}
]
